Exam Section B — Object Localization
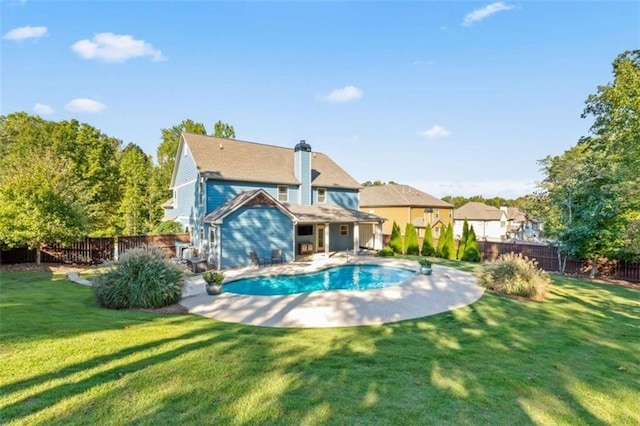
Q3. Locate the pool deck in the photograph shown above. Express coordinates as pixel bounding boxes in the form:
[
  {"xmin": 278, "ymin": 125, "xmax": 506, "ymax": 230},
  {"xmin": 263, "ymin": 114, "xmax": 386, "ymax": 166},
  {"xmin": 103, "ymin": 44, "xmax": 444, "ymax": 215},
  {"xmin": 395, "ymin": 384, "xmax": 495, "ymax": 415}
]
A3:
[{"xmin": 179, "ymin": 256, "xmax": 484, "ymax": 328}]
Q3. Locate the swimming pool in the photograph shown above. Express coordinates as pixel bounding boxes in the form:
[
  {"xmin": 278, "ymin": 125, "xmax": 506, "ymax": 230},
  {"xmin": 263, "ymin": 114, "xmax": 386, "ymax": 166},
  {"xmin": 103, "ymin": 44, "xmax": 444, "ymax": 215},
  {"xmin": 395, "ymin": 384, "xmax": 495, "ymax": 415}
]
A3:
[{"xmin": 223, "ymin": 264, "xmax": 415, "ymax": 296}]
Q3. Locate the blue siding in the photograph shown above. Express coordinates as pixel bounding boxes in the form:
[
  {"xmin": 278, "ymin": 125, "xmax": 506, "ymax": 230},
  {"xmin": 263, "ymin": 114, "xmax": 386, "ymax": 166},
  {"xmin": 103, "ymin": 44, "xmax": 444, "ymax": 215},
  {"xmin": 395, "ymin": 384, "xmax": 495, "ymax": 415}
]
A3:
[
  {"xmin": 172, "ymin": 143, "xmax": 199, "ymax": 228},
  {"xmin": 174, "ymin": 143, "xmax": 198, "ymax": 187},
  {"xmin": 328, "ymin": 223, "xmax": 353, "ymax": 252},
  {"xmin": 322, "ymin": 188, "xmax": 359, "ymax": 210},
  {"xmin": 206, "ymin": 180, "xmax": 298, "ymax": 213},
  {"xmin": 221, "ymin": 205, "xmax": 293, "ymax": 268}
]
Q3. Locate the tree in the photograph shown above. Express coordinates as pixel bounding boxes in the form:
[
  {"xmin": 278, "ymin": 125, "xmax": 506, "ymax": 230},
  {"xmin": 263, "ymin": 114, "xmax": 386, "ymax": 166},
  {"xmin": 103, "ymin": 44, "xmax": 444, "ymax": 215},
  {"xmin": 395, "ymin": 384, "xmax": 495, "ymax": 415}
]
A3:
[
  {"xmin": 362, "ymin": 180, "xmax": 399, "ymax": 187},
  {"xmin": 0, "ymin": 150, "xmax": 90, "ymax": 264},
  {"xmin": 404, "ymin": 223, "xmax": 419, "ymax": 255},
  {"xmin": 435, "ymin": 225, "xmax": 446, "ymax": 258},
  {"xmin": 389, "ymin": 221, "xmax": 403, "ymax": 254},
  {"xmin": 441, "ymin": 223, "xmax": 456, "ymax": 260},
  {"xmin": 213, "ymin": 120, "xmax": 236, "ymax": 139},
  {"xmin": 118, "ymin": 143, "xmax": 155, "ymax": 235},
  {"xmin": 457, "ymin": 219, "xmax": 469, "ymax": 260},
  {"xmin": 462, "ymin": 226, "xmax": 481, "ymax": 262},
  {"xmin": 421, "ymin": 223, "xmax": 436, "ymax": 256},
  {"xmin": 537, "ymin": 50, "xmax": 640, "ymax": 273}
]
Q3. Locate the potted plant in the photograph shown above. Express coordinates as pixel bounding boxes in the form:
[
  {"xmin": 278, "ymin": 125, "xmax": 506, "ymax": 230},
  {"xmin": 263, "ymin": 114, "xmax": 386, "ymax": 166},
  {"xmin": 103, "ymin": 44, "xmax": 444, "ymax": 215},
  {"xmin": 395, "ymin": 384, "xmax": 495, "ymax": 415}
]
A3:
[
  {"xmin": 419, "ymin": 258, "xmax": 433, "ymax": 275},
  {"xmin": 203, "ymin": 270, "xmax": 225, "ymax": 295}
]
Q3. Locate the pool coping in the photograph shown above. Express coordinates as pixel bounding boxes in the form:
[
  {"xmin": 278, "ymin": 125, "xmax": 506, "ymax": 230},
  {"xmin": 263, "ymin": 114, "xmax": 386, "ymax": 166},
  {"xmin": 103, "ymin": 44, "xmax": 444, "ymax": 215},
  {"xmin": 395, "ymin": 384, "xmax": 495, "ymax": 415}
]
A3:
[{"xmin": 179, "ymin": 256, "xmax": 485, "ymax": 328}]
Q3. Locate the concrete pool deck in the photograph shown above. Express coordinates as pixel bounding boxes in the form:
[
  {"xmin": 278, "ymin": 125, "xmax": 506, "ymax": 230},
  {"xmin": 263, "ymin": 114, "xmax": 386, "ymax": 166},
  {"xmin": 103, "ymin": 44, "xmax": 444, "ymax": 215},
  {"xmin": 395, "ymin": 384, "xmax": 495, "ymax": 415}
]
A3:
[{"xmin": 179, "ymin": 256, "xmax": 484, "ymax": 328}]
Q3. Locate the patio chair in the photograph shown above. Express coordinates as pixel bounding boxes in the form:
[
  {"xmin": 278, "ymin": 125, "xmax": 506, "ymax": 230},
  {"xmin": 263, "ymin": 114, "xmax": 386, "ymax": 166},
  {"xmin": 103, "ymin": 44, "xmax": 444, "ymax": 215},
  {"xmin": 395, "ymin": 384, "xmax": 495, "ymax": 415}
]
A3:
[
  {"xmin": 249, "ymin": 251, "xmax": 266, "ymax": 268},
  {"xmin": 271, "ymin": 249, "xmax": 283, "ymax": 264}
]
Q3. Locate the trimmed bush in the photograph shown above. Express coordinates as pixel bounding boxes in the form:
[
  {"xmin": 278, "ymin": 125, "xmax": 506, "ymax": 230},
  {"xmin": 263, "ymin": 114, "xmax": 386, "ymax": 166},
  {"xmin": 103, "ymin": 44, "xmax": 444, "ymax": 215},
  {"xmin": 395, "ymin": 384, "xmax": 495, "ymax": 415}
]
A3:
[
  {"xmin": 93, "ymin": 247, "xmax": 185, "ymax": 309},
  {"xmin": 477, "ymin": 252, "xmax": 551, "ymax": 301},
  {"xmin": 389, "ymin": 221, "xmax": 403, "ymax": 254},
  {"xmin": 421, "ymin": 223, "xmax": 436, "ymax": 256},
  {"xmin": 441, "ymin": 223, "xmax": 456, "ymax": 260},
  {"xmin": 435, "ymin": 226, "xmax": 446, "ymax": 257},
  {"xmin": 377, "ymin": 246, "xmax": 395, "ymax": 257},
  {"xmin": 462, "ymin": 225, "xmax": 481, "ymax": 262},
  {"xmin": 404, "ymin": 223, "xmax": 420, "ymax": 255},
  {"xmin": 457, "ymin": 219, "xmax": 469, "ymax": 260}
]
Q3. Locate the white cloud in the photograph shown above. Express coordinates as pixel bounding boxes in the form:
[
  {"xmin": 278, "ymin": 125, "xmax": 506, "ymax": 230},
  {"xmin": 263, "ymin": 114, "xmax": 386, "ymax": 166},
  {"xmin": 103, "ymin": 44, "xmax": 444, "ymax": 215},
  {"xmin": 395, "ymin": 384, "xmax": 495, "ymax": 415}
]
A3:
[
  {"xmin": 420, "ymin": 125, "xmax": 451, "ymax": 139},
  {"xmin": 3, "ymin": 25, "xmax": 48, "ymax": 41},
  {"xmin": 71, "ymin": 32, "xmax": 166, "ymax": 63},
  {"xmin": 463, "ymin": 2, "xmax": 515, "ymax": 27},
  {"xmin": 65, "ymin": 98, "xmax": 106, "ymax": 113},
  {"xmin": 320, "ymin": 86, "xmax": 363, "ymax": 103},
  {"xmin": 34, "ymin": 103, "xmax": 54, "ymax": 115}
]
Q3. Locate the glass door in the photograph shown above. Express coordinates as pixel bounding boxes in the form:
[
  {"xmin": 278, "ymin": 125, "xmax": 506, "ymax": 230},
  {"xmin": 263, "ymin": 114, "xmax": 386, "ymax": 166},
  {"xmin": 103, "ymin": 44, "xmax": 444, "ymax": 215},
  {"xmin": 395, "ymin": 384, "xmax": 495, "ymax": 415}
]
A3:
[{"xmin": 316, "ymin": 225, "xmax": 325, "ymax": 252}]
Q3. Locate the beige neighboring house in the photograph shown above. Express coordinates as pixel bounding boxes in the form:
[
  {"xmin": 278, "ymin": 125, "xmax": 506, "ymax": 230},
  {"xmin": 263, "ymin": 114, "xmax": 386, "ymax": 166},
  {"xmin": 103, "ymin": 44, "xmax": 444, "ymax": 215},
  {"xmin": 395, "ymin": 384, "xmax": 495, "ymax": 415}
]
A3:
[
  {"xmin": 453, "ymin": 202, "xmax": 507, "ymax": 241},
  {"xmin": 359, "ymin": 184, "xmax": 453, "ymax": 239},
  {"xmin": 503, "ymin": 206, "xmax": 544, "ymax": 240}
]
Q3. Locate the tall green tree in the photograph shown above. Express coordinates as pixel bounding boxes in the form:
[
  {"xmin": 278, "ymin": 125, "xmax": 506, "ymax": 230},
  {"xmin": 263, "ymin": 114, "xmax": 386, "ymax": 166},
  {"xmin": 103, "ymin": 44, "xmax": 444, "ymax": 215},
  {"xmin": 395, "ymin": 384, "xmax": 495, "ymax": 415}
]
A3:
[
  {"xmin": 0, "ymin": 149, "xmax": 90, "ymax": 264},
  {"xmin": 435, "ymin": 225, "xmax": 446, "ymax": 258},
  {"xmin": 441, "ymin": 223, "xmax": 456, "ymax": 260},
  {"xmin": 457, "ymin": 219, "xmax": 469, "ymax": 260},
  {"xmin": 213, "ymin": 120, "xmax": 236, "ymax": 139},
  {"xmin": 404, "ymin": 223, "xmax": 419, "ymax": 255},
  {"xmin": 421, "ymin": 223, "xmax": 436, "ymax": 256},
  {"xmin": 462, "ymin": 226, "xmax": 481, "ymax": 262},
  {"xmin": 118, "ymin": 143, "xmax": 155, "ymax": 235},
  {"xmin": 389, "ymin": 221, "xmax": 403, "ymax": 254}
]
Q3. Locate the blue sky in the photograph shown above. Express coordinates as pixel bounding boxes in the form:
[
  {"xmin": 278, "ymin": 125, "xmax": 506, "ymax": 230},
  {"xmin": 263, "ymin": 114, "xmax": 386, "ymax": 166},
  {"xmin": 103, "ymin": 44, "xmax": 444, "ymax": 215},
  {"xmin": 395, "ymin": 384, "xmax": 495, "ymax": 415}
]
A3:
[{"xmin": 2, "ymin": 1, "xmax": 638, "ymax": 198}]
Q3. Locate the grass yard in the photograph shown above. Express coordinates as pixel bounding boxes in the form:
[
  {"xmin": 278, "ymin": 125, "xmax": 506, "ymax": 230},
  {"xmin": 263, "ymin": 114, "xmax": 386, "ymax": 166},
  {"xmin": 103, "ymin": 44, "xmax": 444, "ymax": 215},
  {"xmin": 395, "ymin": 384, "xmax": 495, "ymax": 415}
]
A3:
[{"xmin": 1, "ymin": 267, "xmax": 638, "ymax": 425}]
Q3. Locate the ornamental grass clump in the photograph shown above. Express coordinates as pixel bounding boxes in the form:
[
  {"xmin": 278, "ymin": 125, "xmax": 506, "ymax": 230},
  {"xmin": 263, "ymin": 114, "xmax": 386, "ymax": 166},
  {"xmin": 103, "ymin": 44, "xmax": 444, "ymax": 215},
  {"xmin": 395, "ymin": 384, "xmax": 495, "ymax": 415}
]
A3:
[
  {"xmin": 93, "ymin": 247, "xmax": 185, "ymax": 309},
  {"xmin": 477, "ymin": 252, "xmax": 551, "ymax": 301}
]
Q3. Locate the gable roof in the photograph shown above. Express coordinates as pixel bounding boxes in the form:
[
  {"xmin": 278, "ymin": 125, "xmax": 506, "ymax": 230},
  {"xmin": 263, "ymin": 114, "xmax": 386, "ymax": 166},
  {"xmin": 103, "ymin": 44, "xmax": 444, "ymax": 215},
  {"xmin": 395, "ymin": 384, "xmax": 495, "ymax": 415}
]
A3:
[
  {"xmin": 506, "ymin": 206, "xmax": 526, "ymax": 222},
  {"xmin": 454, "ymin": 202, "xmax": 504, "ymax": 221},
  {"xmin": 359, "ymin": 184, "xmax": 452, "ymax": 208},
  {"xmin": 203, "ymin": 190, "xmax": 384, "ymax": 224},
  {"xmin": 203, "ymin": 189, "xmax": 295, "ymax": 224},
  {"xmin": 181, "ymin": 132, "xmax": 361, "ymax": 189}
]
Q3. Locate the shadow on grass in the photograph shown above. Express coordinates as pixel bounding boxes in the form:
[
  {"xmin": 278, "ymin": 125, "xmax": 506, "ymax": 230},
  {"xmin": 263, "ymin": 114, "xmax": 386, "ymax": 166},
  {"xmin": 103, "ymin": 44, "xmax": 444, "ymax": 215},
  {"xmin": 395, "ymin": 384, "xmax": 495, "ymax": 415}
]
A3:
[{"xmin": 2, "ymin": 272, "xmax": 639, "ymax": 424}]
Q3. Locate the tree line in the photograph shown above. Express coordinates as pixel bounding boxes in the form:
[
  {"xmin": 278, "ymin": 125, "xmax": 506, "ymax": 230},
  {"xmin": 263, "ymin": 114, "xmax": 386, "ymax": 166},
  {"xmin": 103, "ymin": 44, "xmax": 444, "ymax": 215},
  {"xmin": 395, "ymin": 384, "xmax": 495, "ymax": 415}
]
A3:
[{"xmin": 0, "ymin": 113, "xmax": 234, "ymax": 262}]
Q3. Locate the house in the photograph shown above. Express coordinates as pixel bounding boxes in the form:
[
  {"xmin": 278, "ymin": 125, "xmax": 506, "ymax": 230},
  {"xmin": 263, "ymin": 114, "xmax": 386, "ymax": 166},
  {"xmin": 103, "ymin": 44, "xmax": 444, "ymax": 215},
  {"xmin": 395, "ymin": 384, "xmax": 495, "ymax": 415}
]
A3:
[
  {"xmin": 359, "ymin": 184, "xmax": 453, "ymax": 240},
  {"xmin": 453, "ymin": 202, "xmax": 507, "ymax": 241},
  {"xmin": 503, "ymin": 206, "xmax": 544, "ymax": 240},
  {"xmin": 163, "ymin": 133, "xmax": 385, "ymax": 269}
]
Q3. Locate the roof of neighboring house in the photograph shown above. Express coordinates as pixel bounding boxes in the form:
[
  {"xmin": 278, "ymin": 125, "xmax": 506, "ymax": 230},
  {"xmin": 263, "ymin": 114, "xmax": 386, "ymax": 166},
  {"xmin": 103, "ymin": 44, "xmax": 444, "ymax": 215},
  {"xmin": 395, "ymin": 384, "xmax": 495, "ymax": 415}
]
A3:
[
  {"xmin": 180, "ymin": 132, "xmax": 361, "ymax": 189},
  {"xmin": 506, "ymin": 207, "xmax": 526, "ymax": 222},
  {"xmin": 454, "ymin": 202, "xmax": 505, "ymax": 221},
  {"xmin": 203, "ymin": 190, "xmax": 384, "ymax": 224},
  {"xmin": 359, "ymin": 184, "xmax": 453, "ymax": 208}
]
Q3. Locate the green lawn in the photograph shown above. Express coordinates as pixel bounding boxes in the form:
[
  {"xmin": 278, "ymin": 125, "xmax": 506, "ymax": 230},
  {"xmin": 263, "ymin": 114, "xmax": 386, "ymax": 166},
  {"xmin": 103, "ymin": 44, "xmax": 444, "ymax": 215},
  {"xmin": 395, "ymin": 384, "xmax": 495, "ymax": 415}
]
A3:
[{"xmin": 1, "ymin": 267, "xmax": 638, "ymax": 425}]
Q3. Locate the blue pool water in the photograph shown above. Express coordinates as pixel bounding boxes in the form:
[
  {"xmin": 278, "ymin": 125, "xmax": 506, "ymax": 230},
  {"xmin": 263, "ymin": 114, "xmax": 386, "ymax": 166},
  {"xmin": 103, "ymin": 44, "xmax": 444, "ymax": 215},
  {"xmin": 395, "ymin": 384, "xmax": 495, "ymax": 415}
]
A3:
[{"xmin": 223, "ymin": 265, "xmax": 415, "ymax": 296}]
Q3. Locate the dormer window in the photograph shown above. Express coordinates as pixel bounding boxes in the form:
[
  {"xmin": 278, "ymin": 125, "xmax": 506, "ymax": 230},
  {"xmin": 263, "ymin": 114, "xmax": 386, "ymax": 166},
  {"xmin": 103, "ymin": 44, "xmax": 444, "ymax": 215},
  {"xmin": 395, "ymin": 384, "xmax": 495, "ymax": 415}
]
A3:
[
  {"xmin": 277, "ymin": 185, "xmax": 288, "ymax": 202},
  {"xmin": 317, "ymin": 188, "xmax": 326, "ymax": 203}
]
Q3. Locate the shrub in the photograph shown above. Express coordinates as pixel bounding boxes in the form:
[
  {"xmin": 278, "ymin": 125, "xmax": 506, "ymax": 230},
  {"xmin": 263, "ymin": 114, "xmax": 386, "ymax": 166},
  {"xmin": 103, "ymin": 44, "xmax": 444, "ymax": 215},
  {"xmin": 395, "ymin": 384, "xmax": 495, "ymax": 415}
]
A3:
[
  {"xmin": 462, "ymin": 225, "xmax": 481, "ymax": 262},
  {"xmin": 441, "ymin": 223, "xmax": 456, "ymax": 260},
  {"xmin": 152, "ymin": 220, "xmax": 184, "ymax": 235},
  {"xmin": 435, "ymin": 226, "xmax": 446, "ymax": 257},
  {"xmin": 421, "ymin": 223, "xmax": 436, "ymax": 256},
  {"xmin": 404, "ymin": 223, "xmax": 420, "ymax": 255},
  {"xmin": 389, "ymin": 221, "xmax": 403, "ymax": 254},
  {"xmin": 477, "ymin": 252, "xmax": 550, "ymax": 301},
  {"xmin": 377, "ymin": 246, "xmax": 395, "ymax": 257},
  {"xmin": 203, "ymin": 270, "xmax": 224, "ymax": 284},
  {"xmin": 457, "ymin": 219, "xmax": 469, "ymax": 260},
  {"xmin": 93, "ymin": 247, "xmax": 185, "ymax": 309}
]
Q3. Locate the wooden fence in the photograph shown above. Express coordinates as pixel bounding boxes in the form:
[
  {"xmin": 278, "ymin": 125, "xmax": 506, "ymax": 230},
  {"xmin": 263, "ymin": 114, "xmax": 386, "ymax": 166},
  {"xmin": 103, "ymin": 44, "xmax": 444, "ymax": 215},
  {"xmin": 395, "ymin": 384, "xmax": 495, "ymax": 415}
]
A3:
[
  {"xmin": 382, "ymin": 235, "xmax": 640, "ymax": 283},
  {"xmin": 0, "ymin": 233, "xmax": 191, "ymax": 265}
]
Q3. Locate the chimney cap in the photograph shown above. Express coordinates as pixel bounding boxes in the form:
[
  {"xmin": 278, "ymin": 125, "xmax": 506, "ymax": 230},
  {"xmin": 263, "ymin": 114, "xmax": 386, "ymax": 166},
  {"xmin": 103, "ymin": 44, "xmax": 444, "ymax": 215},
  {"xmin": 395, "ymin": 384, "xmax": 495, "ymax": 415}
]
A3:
[{"xmin": 294, "ymin": 140, "xmax": 312, "ymax": 152}]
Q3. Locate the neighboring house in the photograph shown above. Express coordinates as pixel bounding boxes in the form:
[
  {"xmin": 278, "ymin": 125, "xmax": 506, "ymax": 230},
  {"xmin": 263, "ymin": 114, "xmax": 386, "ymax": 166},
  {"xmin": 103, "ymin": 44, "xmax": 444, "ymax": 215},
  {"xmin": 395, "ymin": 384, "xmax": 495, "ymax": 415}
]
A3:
[
  {"xmin": 359, "ymin": 184, "xmax": 453, "ymax": 240},
  {"xmin": 163, "ymin": 133, "xmax": 384, "ymax": 269},
  {"xmin": 503, "ymin": 206, "xmax": 544, "ymax": 240},
  {"xmin": 453, "ymin": 202, "xmax": 508, "ymax": 241}
]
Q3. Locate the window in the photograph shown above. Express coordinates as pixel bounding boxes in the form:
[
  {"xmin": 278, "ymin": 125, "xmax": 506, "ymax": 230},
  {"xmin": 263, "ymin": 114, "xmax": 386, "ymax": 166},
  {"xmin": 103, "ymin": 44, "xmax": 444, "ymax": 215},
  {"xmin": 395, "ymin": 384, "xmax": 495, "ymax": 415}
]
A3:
[
  {"xmin": 434, "ymin": 226, "xmax": 440, "ymax": 237},
  {"xmin": 199, "ymin": 181, "xmax": 204, "ymax": 206},
  {"xmin": 340, "ymin": 225, "xmax": 349, "ymax": 236},
  {"xmin": 277, "ymin": 185, "xmax": 288, "ymax": 202},
  {"xmin": 435, "ymin": 209, "xmax": 440, "ymax": 219},
  {"xmin": 297, "ymin": 225, "xmax": 313, "ymax": 236},
  {"xmin": 501, "ymin": 221, "xmax": 506, "ymax": 228},
  {"xmin": 210, "ymin": 228, "xmax": 215, "ymax": 247},
  {"xmin": 448, "ymin": 209, "xmax": 452, "ymax": 218},
  {"xmin": 317, "ymin": 188, "xmax": 326, "ymax": 203}
]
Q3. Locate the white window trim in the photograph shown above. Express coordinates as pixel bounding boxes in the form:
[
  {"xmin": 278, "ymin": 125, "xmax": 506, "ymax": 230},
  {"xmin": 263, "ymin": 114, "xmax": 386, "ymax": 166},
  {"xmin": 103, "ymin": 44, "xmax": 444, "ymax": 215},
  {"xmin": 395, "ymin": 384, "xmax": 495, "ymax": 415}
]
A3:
[
  {"xmin": 317, "ymin": 188, "xmax": 326, "ymax": 203},
  {"xmin": 277, "ymin": 185, "xmax": 288, "ymax": 202},
  {"xmin": 340, "ymin": 224, "xmax": 349, "ymax": 236}
]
